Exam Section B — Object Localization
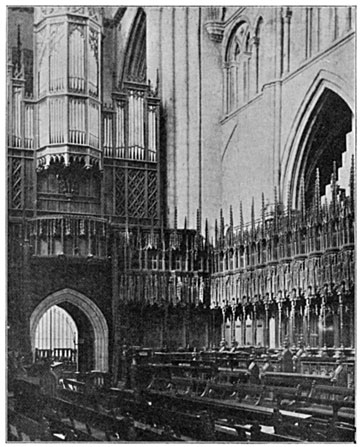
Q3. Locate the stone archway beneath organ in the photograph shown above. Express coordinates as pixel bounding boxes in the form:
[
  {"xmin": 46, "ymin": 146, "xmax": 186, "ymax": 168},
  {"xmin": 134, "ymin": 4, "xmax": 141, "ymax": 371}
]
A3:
[{"xmin": 30, "ymin": 288, "xmax": 109, "ymax": 372}]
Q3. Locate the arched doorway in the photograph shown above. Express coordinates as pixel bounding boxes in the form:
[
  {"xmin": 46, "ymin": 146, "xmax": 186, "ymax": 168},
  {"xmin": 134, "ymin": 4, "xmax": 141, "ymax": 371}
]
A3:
[{"xmin": 30, "ymin": 289, "xmax": 109, "ymax": 372}]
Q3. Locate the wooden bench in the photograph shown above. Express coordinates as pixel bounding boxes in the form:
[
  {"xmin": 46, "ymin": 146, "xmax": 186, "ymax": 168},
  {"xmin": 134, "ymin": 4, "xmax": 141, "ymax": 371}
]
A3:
[
  {"xmin": 295, "ymin": 384, "xmax": 355, "ymax": 424},
  {"xmin": 200, "ymin": 381, "xmax": 237, "ymax": 400},
  {"xmin": 8, "ymin": 409, "xmax": 53, "ymax": 441},
  {"xmin": 262, "ymin": 371, "xmax": 332, "ymax": 388},
  {"xmin": 216, "ymin": 368, "xmax": 249, "ymax": 384},
  {"xmin": 47, "ymin": 395, "xmax": 136, "ymax": 441}
]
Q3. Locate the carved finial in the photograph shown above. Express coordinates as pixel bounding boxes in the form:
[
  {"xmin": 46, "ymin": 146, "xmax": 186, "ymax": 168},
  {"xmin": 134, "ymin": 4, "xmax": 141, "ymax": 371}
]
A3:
[
  {"xmin": 174, "ymin": 206, "xmax": 178, "ymax": 230},
  {"xmin": 229, "ymin": 205, "xmax": 233, "ymax": 229},
  {"xmin": 215, "ymin": 219, "xmax": 218, "ymax": 247},
  {"xmin": 17, "ymin": 24, "xmax": 22, "ymax": 68},
  {"xmin": 324, "ymin": 196, "xmax": 329, "ymax": 219},
  {"xmin": 184, "ymin": 216, "xmax": 188, "ymax": 231},
  {"xmin": 240, "ymin": 200, "xmax": 244, "ymax": 230},
  {"xmin": 220, "ymin": 208, "xmax": 224, "ymax": 240},
  {"xmin": 331, "ymin": 161, "xmax": 337, "ymax": 215},
  {"xmin": 251, "ymin": 197, "xmax": 255, "ymax": 233},
  {"xmin": 349, "ymin": 154, "xmax": 355, "ymax": 210},
  {"xmin": 196, "ymin": 208, "xmax": 201, "ymax": 235},
  {"xmin": 300, "ymin": 176, "xmax": 306, "ymax": 221},
  {"xmin": 287, "ymin": 183, "xmax": 292, "ymax": 224},
  {"xmin": 314, "ymin": 168, "xmax": 321, "ymax": 219},
  {"xmin": 205, "ymin": 219, "xmax": 209, "ymax": 246},
  {"xmin": 274, "ymin": 186, "xmax": 279, "ymax": 213},
  {"xmin": 261, "ymin": 193, "xmax": 265, "ymax": 234},
  {"xmin": 239, "ymin": 200, "xmax": 244, "ymax": 243}
]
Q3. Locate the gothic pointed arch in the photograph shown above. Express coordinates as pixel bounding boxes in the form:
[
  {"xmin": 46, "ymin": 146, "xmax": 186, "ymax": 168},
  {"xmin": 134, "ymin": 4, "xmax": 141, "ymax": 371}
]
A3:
[
  {"xmin": 281, "ymin": 70, "xmax": 354, "ymax": 207},
  {"xmin": 29, "ymin": 288, "xmax": 109, "ymax": 372},
  {"xmin": 223, "ymin": 18, "xmax": 252, "ymax": 113},
  {"xmin": 121, "ymin": 7, "xmax": 146, "ymax": 86}
]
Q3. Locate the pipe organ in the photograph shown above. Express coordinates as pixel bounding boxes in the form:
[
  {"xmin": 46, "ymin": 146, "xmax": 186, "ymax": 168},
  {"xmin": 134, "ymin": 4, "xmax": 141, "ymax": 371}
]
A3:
[
  {"xmin": 102, "ymin": 86, "xmax": 159, "ymax": 162},
  {"xmin": 33, "ymin": 8, "xmax": 102, "ymax": 171},
  {"xmin": 8, "ymin": 6, "xmax": 161, "ymax": 224},
  {"xmin": 102, "ymin": 82, "xmax": 160, "ymax": 225}
]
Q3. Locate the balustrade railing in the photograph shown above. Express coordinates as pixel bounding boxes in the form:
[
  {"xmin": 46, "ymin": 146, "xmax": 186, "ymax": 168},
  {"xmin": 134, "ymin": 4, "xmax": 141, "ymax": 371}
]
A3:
[{"xmin": 35, "ymin": 347, "xmax": 77, "ymax": 363}]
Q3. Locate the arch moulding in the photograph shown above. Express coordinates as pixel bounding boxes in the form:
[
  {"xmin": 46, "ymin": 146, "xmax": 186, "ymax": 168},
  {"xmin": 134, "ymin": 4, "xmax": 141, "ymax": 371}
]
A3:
[
  {"xmin": 280, "ymin": 69, "xmax": 354, "ymax": 207},
  {"xmin": 29, "ymin": 288, "xmax": 109, "ymax": 372}
]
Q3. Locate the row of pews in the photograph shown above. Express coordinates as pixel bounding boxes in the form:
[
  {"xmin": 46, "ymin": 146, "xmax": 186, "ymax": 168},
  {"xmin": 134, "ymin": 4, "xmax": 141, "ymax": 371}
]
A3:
[{"xmin": 8, "ymin": 349, "xmax": 355, "ymax": 442}]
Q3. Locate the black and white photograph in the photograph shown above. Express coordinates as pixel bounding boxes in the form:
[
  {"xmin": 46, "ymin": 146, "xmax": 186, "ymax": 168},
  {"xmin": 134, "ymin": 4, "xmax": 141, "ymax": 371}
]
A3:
[{"xmin": 6, "ymin": 4, "xmax": 356, "ymax": 442}]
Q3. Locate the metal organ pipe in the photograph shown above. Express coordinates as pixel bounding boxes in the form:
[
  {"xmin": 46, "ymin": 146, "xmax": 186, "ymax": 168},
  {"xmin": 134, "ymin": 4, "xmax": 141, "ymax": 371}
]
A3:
[
  {"xmin": 13, "ymin": 88, "xmax": 22, "ymax": 147},
  {"xmin": 140, "ymin": 96, "xmax": 143, "ymax": 158},
  {"xmin": 134, "ymin": 95, "xmax": 137, "ymax": 157},
  {"xmin": 24, "ymin": 104, "xmax": 33, "ymax": 149},
  {"xmin": 69, "ymin": 28, "xmax": 85, "ymax": 92},
  {"xmin": 129, "ymin": 92, "xmax": 133, "ymax": 158},
  {"xmin": 115, "ymin": 102, "xmax": 125, "ymax": 158},
  {"xmin": 138, "ymin": 95, "xmax": 141, "ymax": 158},
  {"xmin": 79, "ymin": 100, "xmax": 81, "ymax": 143},
  {"xmin": 135, "ymin": 94, "xmax": 139, "ymax": 158},
  {"xmin": 140, "ymin": 96, "xmax": 145, "ymax": 159},
  {"xmin": 148, "ymin": 107, "xmax": 156, "ymax": 161}
]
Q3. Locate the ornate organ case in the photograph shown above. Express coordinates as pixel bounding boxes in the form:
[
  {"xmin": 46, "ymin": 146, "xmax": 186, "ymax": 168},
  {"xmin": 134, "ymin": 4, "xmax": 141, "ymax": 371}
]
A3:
[{"xmin": 8, "ymin": 6, "xmax": 161, "ymax": 230}]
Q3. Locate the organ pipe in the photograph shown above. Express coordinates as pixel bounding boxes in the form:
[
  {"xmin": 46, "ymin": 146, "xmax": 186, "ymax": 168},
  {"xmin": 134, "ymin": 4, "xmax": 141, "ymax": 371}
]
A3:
[
  {"xmin": 12, "ymin": 88, "xmax": 22, "ymax": 147},
  {"xmin": 115, "ymin": 102, "xmax": 125, "ymax": 158},
  {"xmin": 69, "ymin": 27, "xmax": 85, "ymax": 92},
  {"xmin": 148, "ymin": 106, "xmax": 156, "ymax": 161},
  {"xmin": 24, "ymin": 104, "xmax": 33, "ymax": 149},
  {"xmin": 103, "ymin": 113, "xmax": 112, "ymax": 156}
]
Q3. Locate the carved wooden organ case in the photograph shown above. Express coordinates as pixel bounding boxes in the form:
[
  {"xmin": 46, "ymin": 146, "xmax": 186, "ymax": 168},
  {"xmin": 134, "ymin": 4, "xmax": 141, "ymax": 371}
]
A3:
[{"xmin": 8, "ymin": 7, "xmax": 161, "ymax": 238}]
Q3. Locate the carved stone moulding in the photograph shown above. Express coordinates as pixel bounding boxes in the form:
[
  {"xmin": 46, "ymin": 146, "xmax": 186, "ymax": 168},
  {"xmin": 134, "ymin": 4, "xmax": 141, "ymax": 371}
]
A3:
[{"xmin": 36, "ymin": 149, "xmax": 101, "ymax": 172}]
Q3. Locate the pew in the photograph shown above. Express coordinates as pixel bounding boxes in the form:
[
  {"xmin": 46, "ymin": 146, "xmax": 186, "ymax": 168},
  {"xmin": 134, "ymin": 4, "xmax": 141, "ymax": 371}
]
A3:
[
  {"xmin": 294, "ymin": 384, "xmax": 355, "ymax": 424},
  {"xmin": 262, "ymin": 371, "xmax": 333, "ymax": 388},
  {"xmin": 47, "ymin": 374, "xmax": 217, "ymax": 441},
  {"xmin": 8, "ymin": 409, "xmax": 53, "ymax": 441},
  {"xmin": 11, "ymin": 349, "xmax": 355, "ymax": 442},
  {"xmin": 143, "ymin": 372, "xmax": 355, "ymax": 441}
]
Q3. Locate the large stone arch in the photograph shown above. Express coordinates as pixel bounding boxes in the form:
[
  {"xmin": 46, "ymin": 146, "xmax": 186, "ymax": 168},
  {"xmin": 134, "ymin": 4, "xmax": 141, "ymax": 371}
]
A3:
[
  {"xmin": 281, "ymin": 69, "xmax": 354, "ymax": 206},
  {"xmin": 30, "ymin": 288, "xmax": 109, "ymax": 372}
]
